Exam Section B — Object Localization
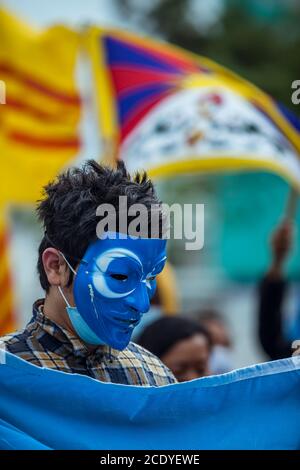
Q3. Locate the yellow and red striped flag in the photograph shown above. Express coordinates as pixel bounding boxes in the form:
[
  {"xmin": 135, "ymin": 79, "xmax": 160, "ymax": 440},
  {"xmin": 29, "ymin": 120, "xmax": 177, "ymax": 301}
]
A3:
[
  {"xmin": 0, "ymin": 8, "xmax": 82, "ymax": 204},
  {"xmin": 0, "ymin": 9, "xmax": 82, "ymax": 334}
]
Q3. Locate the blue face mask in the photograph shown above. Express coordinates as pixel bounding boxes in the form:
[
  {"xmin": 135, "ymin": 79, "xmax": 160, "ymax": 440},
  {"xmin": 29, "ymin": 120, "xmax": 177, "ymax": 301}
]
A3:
[{"xmin": 59, "ymin": 233, "xmax": 167, "ymax": 350}]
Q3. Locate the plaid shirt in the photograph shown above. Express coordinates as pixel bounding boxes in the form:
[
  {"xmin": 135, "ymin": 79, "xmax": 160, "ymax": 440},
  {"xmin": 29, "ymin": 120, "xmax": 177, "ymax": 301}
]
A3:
[{"xmin": 0, "ymin": 299, "xmax": 176, "ymax": 387}]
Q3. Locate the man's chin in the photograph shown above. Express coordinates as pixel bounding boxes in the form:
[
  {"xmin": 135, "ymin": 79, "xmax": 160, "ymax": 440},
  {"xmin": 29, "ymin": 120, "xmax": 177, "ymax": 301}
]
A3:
[{"xmin": 101, "ymin": 328, "xmax": 133, "ymax": 351}]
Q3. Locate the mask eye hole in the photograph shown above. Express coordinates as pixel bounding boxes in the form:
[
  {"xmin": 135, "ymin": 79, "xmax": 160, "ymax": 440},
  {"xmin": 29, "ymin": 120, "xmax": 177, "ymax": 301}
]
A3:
[
  {"xmin": 110, "ymin": 274, "xmax": 128, "ymax": 281},
  {"xmin": 147, "ymin": 275, "xmax": 156, "ymax": 281}
]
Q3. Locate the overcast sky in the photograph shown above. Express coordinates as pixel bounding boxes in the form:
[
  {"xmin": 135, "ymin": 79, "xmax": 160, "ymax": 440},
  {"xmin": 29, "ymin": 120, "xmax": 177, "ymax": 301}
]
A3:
[
  {"xmin": 1, "ymin": 0, "xmax": 126, "ymax": 28},
  {"xmin": 1, "ymin": 0, "xmax": 224, "ymax": 33}
]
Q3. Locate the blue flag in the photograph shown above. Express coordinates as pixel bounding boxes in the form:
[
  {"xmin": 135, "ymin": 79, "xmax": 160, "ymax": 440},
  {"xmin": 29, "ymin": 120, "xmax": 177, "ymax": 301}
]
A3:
[{"xmin": 0, "ymin": 351, "xmax": 299, "ymax": 450}]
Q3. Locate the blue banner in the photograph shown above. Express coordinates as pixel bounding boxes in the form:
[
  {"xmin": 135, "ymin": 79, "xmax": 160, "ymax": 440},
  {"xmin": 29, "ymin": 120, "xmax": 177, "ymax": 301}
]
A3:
[{"xmin": 0, "ymin": 351, "xmax": 299, "ymax": 450}]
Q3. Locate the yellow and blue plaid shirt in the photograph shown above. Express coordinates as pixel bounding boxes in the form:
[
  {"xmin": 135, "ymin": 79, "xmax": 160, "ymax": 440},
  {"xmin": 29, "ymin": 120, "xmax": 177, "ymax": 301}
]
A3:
[{"xmin": 0, "ymin": 300, "xmax": 176, "ymax": 387}]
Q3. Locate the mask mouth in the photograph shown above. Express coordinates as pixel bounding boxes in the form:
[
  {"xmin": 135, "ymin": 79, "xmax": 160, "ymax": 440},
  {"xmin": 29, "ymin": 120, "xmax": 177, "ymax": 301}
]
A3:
[{"xmin": 113, "ymin": 316, "xmax": 141, "ymax": 327}]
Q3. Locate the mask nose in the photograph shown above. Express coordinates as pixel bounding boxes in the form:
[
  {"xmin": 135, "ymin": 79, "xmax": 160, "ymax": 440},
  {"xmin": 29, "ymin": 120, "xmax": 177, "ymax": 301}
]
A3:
[{"xmin": 125, "ymin": 281, "xmax": 150, "ymax": 315}]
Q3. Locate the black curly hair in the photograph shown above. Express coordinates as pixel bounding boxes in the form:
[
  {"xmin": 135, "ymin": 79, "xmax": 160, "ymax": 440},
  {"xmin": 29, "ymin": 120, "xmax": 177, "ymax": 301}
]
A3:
[{"xmin": 36, "ymin": 159, "xmax": 163, "ymax": 292}]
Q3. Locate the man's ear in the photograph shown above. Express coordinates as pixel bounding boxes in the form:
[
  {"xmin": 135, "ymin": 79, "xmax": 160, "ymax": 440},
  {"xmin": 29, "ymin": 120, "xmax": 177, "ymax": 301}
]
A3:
[{"xmin": 42, "ymin": 248, "xmax": 70, "ymax": 288}]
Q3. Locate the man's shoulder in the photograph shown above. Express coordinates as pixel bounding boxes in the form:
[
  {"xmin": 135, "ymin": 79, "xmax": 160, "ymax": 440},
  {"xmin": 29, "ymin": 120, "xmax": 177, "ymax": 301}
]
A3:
[
  {"xmin": 0, "ymin": 331, "xmax": 20, "ymax": 348},
  {"xmin": 0, "ymin": 328, "xmax": 39, "ymax": 364},
  {"xmin": 121, "ymin": 341, "xmax": 177, "ymax": 384},
  {"xmin": 125, "ymin": 341, "xmax": 162, "ymax": 362}
]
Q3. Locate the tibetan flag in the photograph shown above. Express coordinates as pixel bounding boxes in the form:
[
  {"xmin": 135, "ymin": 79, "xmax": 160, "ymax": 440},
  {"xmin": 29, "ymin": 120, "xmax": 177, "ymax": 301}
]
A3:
[
  {"xmin": 0, "ymin": 351, "xmax": 299, "ymax": 450},
  {"xmin": 86, "ymin": 28, "xmax": 300, "ymax": 189}
]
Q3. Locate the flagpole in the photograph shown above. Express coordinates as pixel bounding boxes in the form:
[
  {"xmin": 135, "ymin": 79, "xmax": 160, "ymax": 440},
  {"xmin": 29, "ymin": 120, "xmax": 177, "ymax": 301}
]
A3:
[{"xmin": 284, "ymin": 187, "xmax": 298, "ymax": 222}]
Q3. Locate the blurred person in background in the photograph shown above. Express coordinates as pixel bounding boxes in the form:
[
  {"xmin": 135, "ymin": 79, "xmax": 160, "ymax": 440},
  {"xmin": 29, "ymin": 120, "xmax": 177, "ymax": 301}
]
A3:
[
  {"xmin": 258, "ymin": 221, "xmax": 300, "ymax": 360},
  {"xmin": 190, "ymin": 309, "xmax": 235, "ymax": 375},
  {"xmin": 136, "ymin": 316, "xmax": 212, "ymax": 382}
]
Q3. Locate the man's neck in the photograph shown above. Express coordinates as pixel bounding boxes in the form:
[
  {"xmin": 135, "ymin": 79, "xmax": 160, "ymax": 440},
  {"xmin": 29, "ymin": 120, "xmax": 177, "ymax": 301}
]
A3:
[{"xmin": 43, "ymin": 293, "xmax": 74, "ymax": 334}]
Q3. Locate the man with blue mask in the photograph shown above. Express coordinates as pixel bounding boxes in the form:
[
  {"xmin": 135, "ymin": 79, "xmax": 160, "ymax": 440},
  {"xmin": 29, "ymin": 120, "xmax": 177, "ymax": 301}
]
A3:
[{"xmin": 0, "ymin": 161, "xmax": 176, "ymax": 386}]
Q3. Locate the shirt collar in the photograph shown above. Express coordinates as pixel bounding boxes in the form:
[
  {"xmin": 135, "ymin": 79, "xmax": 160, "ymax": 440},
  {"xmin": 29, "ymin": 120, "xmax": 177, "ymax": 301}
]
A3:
[{"xmin": 32, "ymin": 299, "xmax": 120, "ymax": 360}]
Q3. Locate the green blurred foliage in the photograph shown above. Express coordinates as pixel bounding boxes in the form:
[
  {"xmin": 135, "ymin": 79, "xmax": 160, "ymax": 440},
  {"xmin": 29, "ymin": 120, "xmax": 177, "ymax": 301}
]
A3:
[{"xmin": 117, "ymin": 0, "xmax": 300, "ymax": 116}]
